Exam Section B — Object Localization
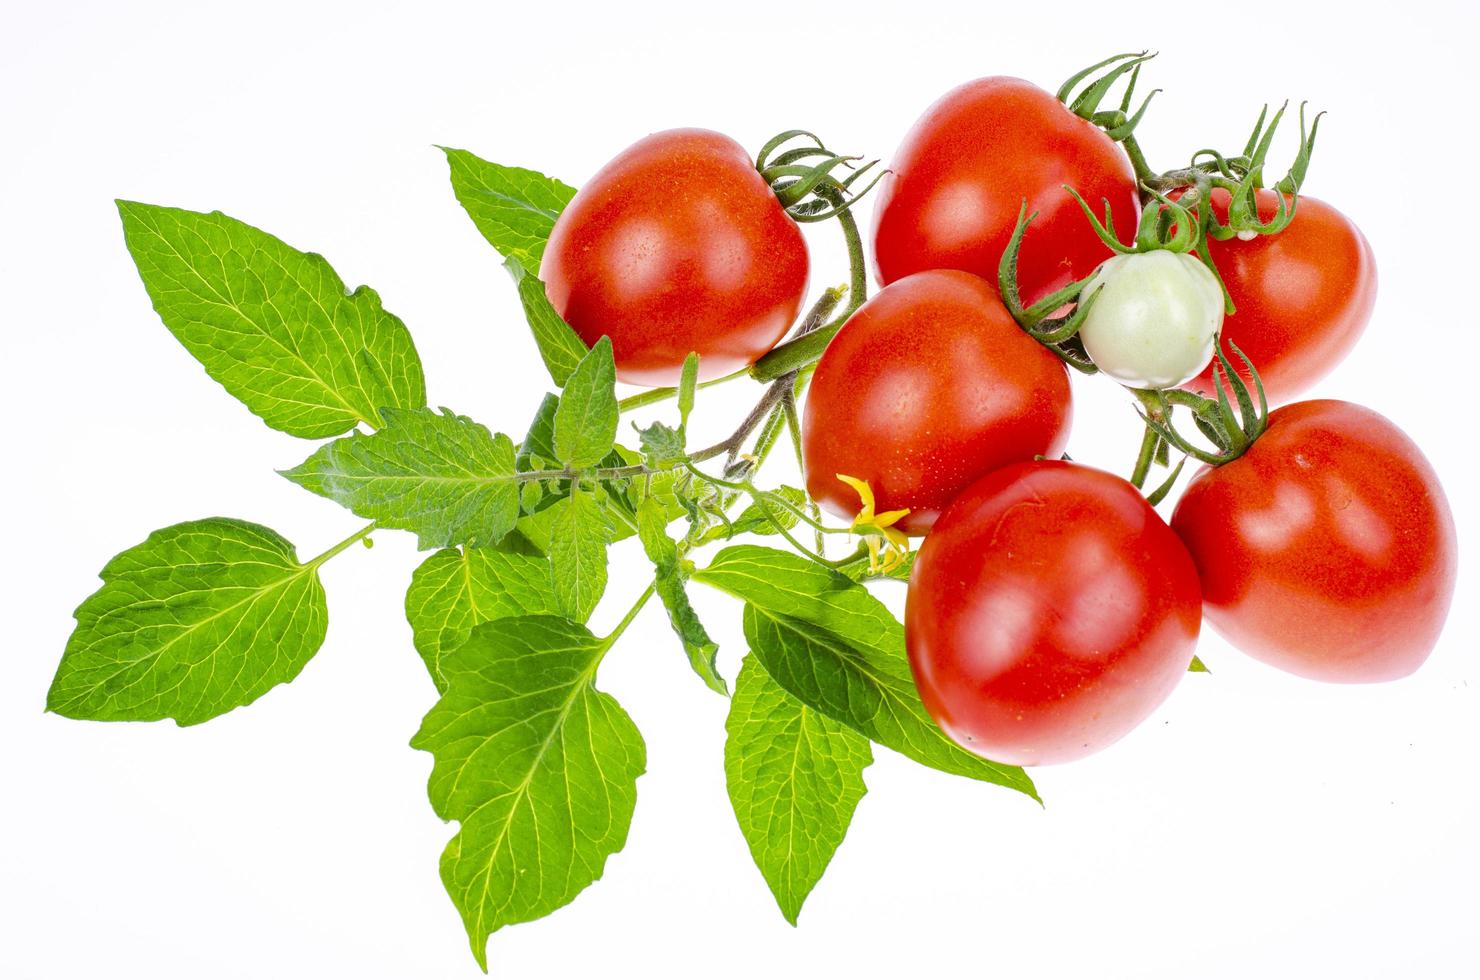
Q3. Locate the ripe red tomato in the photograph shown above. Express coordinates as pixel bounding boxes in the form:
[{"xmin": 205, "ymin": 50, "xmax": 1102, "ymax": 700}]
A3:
[
  {"xmin": 1183, "ymin": 188, "xmax": 1376, "ymax": 404},
  {"xmin": 542, "ymin": 129, "xmax": 809, "ymax": 387},
  {"xmin": 906, "ymin": 461, "xmax": 1201, "ymax": 766},
  {"xmin": 870, "ymin": 76, "xmax": 1138, "ymax": 306},
  {"xmin": 1170, "ymin": 400, "xmax": 1455, "ymax": 682},
  {"xmin": 801, "ymin": 270, "xmax": 1071, "ymax": 535}
]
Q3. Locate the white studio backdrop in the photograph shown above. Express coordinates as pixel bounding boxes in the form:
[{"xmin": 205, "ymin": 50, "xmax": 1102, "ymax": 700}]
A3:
[{"xmin": 3, "ymin": 1, "xmax": 1476, "ymax": 977}]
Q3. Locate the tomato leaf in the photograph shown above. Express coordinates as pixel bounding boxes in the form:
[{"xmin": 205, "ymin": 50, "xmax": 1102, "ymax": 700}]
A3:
[
  {"xmin": 694, "ymin": 546, "xmax": 1038, "ymax": 800},
  {"xmin": 116, "ymin": 201, "xmax": 425, "ymax": 439},
  {"xmin": 411, "ymin": 616, "xmax": 645, "ymax": 971},
  {"xmin": 636, "ymin": 498, "xmax": 726, "ymax": 695},
  {"xmin": 636, "ymin": 421, "xmax": 686, "ymax": 466},
  {"xmin": 440, "ymin": 147, "xmax": 576, "ymax": 275},
  {"xmin": 281, "ymin": 407, "xmax": 520, "ymax": 550},
  {"xmin": 554, "ymin": 337, "xmax": 618, "ymax": 468},
  {"xmin": 547, "ymin": 487, "xmax": 610, "ymax": 622},
  {"xmin": 516, "ymin": 393, "xmax": 561, "ymax": 471},
  {"xmin": 507, "ymin": 258, "xmax": 589, "ymax": 388},
  {"xmin": 48, "ymin": 519, "xmax": 329, "ymax": 726},
  {"xmin": 404, "ymin": 543, "xmax": 561, "ymax": 692},
  {"xmin": 725, "ymin": 656, "xmax": 871, "ymax": 925}
]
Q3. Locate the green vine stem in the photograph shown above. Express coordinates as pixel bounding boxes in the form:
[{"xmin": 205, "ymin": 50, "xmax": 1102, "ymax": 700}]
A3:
[{"xmin": 1128, "ymin": 424, "xmax": 1160, "ymax": 490}]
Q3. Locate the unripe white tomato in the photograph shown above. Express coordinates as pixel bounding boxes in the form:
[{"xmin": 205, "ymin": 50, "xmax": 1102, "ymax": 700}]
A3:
[{"xmin": 1078, "ymin": 251, "xmax": 1224, "ymax": 389}]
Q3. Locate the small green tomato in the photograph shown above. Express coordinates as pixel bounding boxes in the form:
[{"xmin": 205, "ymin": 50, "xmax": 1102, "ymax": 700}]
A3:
[{"xmin": 1078, "ymin": 251, "xmax": 1224, "ymax": 389}]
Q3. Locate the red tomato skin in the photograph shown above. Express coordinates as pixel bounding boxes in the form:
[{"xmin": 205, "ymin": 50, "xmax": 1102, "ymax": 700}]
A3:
[
  {"xmin": 542, "ymin": 129, "xmax": 809, "ymax": 387},
  {"xmin": 801, "ymin": 270, "xmax": 1071, "ymax": 535},
  {"xmin": 906, "ymin": 461, "xmax": 1201, "ymax": 765},
  {"xmin": 1171, "ymin": 400, "xmax": 1455, "ymax": 682},
  {"xmin": 1184, "ymin": 188, "xmax": 1376, "ymax": 405},
  {"xmin": 870, "ymin": 77, "xmax": 1138, "ymax": 306}
]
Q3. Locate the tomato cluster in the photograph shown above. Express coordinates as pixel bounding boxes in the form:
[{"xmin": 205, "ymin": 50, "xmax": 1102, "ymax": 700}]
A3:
[{"xmin": 543, "ymin": 58, "xmax": 1456, "ymax": 766}]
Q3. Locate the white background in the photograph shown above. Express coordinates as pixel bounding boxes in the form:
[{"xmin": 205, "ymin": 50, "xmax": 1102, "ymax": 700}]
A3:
[{"xmin": 4, "ymin": 1, "xmax": 1477, "ymax": 977}]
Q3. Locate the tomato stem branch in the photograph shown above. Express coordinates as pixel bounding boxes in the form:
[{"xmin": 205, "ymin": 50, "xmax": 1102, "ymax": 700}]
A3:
[{"xmin": 1129, "ymin": 423, "xmax": 1160, "ymax": 490}]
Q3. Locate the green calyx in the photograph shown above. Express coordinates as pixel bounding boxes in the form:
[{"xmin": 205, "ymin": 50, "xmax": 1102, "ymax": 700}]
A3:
[
  {"xmin": 1065, "ymin": 181, "xmax": 1203, "ymax": 255},
  {"xmin": 1156, "ymin": 100, "xmax": 1323, "ymax": 241},
  {"xmin": 1057, "ymin": 51, "xmax": 1160, "ymax": 141},
  {"xmin": 756, "ymin": 130, "xmax": 887, "ymax": 224},
  {"xmin": 997, "ymin": 201, "xmax": 1101, "ymax": 374},
  {"xmin": 1133, "ymin": 341, "xmax": 1269, "ymax": 467},
  {"xmin": 1066, "ymin": 52, "xmax": 1324, "ymax": 246}
]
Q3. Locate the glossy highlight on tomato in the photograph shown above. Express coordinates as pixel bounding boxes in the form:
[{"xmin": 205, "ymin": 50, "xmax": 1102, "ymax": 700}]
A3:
[
  {"xmin": 906, "ymin": 461, "xmax": 1201, "ymax": 765},
  {"xmin": 1184, "ymin": 188, "xmax": 1376, "ymax": 404},
  {"xmin": 871, "ymin": 76, "xmax": 1138, "ymax": 305},
  {"xmin": 801, "ymin": 270, "xmax": 1071, "ymax": 535},
  {"xmin": 542, "ymin": 128, "xmax": 809, "ymax": 387},
  {"xmin": 1171, "ymin": 400, "xmax": 1455, "ymax": 682}
]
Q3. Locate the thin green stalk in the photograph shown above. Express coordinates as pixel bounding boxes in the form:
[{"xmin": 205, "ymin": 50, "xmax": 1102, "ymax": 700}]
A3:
[
  {"xmin": 1120, "ymin": 133, "xmax": 1158, "ymax": 196},
  {"xmin": 781, "ymin": 387, "xmax": 826, "ymax": 553},
  {"xmin": 1129, "ymin": 424, "xmax": 1160, "ymax": 490},
  {"xmin": 616, "ymin": 368, "xmax": 751, "ymax": 414},
  {"xmin": 305, "ymin": 522, "xmax": 377, "ymax": 570},
  {"xmin": 600, "ymin": 582, "xmax": 657, "ymax": 649}
]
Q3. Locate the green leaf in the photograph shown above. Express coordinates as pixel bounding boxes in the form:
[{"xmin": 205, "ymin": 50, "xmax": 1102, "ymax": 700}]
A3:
[
  {"xmin": 404, "ymin": 543, "xmax": 561, "ymax": 691},
  {"xmin": 516, "ymin": 393, "xmax": 560, "ymax": 471},
  {"xmin": 693, "ymin": 546, "xmax": 1037, "ymax": 800},
  {"xmin": 515, "ymin": 488, "xmax": 628, "ymax": 551},
  {"xmin": 628, "ymin": 470, "xmax": 699, "ymax": 525},
  {"xmin": 636, "ymin": 498, "xmax": 725, "ymax": 695},
  {"xmin": 441, "ymin": 147, "xmax": 576, "ymax": 275},
  {"xmin": 726, "ymin": 656, "xmax": 871, "ymax": 925},
  {"xmin": 48, "ymin": 519, "xmax": 329, "ymax": 726},
  {"xmin": 548, "ymin": 487, "xmax": 610, "ymax": 622},
  {"xmin": 554, "ymin": 338, "xmax": 618, "ymax": 468},
  {"xmin": 1189, "ymin": 655, "xmax": 1210, "ymax": 673},
  {"xmin": 411, "ymin": 617, "xmax": 645, "ymax": 970},
  {"xmin": 507, "ymin": 258, "xmax": 589, "ymax": 388},
  {"xmin": 281, "ymin": 407, "xmax": 521, "ymax": 550},
  {"xmin": 636, "ymin": 421, "xmax": 685, "ymax": 466},
  {"xmin": 116, "ymin": 201, "xmax": 425, "ymax": 439}
]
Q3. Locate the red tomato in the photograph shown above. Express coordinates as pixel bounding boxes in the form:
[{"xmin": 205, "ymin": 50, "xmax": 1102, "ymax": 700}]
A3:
[
  {"xmin": 801, "ymin": 270, "xmax": 1071, "ymax": 535},
  {"xmin": 870, "ymin": 76, "xmax": 1138, "ymax": 306},
  {"xmin": 1171, "ymin": 400, "xmax": 1455, "ymax": 682},
  {"xmin": 1183, "ymin": 188, "xmax": 1376, "ymax": 404},
  {"xmin": 906, "ymin": 461, "xmax": 1201, "ymax": 766},
  {"xmin": 542, "ymin": 129, "xmax": 809, "ymax": 387}
]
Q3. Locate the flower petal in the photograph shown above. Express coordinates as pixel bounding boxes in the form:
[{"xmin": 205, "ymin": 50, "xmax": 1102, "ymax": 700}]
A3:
[{"xmin": 835, "ymin": 474, "xmax": 876, "ymax": 521}]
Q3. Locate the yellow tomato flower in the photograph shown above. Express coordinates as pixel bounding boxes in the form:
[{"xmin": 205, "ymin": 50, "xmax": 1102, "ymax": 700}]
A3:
[{"xmin": 836, "ymin": 474, "xmax": 910, "ymax": 573}]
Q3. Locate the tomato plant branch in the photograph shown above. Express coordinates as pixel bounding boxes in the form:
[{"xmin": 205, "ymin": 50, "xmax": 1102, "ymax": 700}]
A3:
[{"xmin": 1128, "ymin": 424, "xmax": 1160, "ymax": 490}]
